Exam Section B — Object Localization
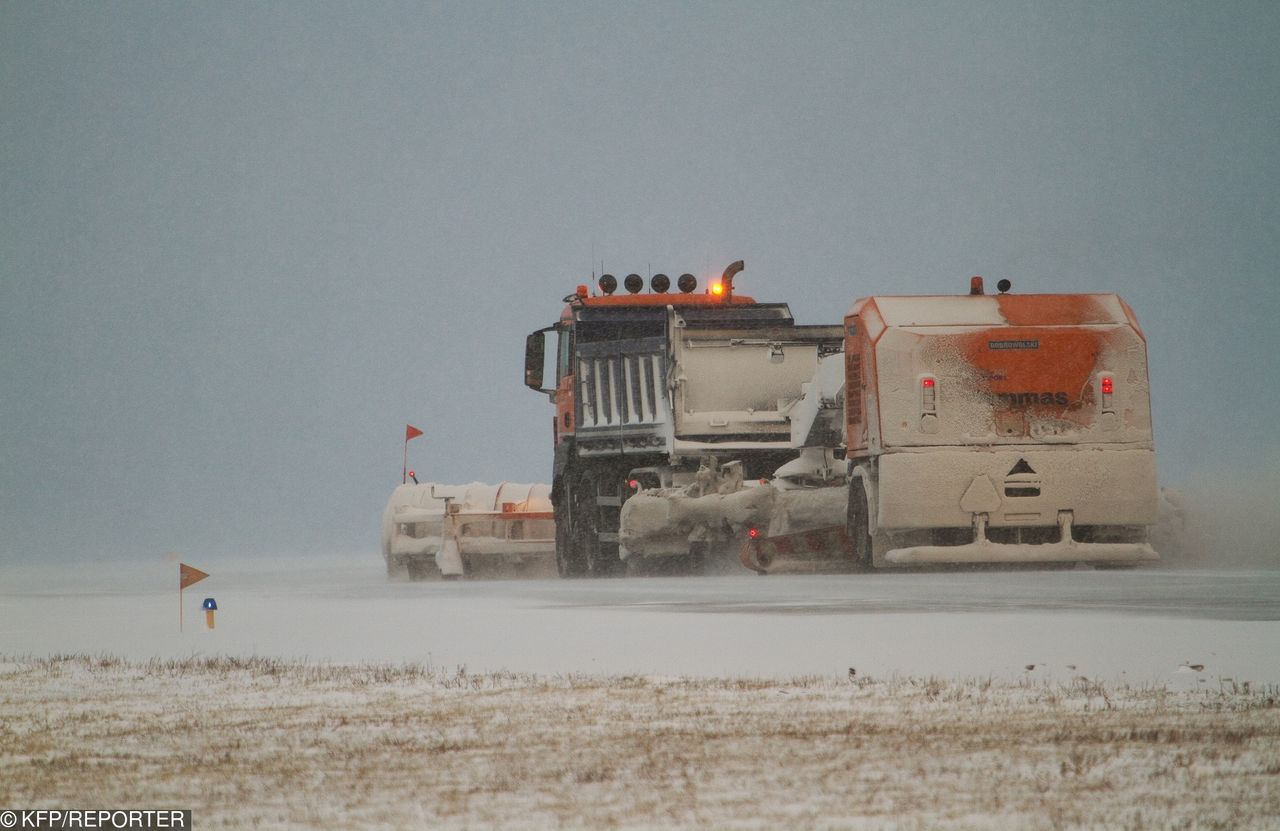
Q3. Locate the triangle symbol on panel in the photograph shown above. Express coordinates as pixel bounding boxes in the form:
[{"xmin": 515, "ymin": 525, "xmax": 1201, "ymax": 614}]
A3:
[{"xmin": 1008, "ymin": 459, "xmax": 1036, "ymax": 476}]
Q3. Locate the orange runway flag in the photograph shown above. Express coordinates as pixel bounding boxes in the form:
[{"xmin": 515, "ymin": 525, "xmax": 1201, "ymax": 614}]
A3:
[
  {"xmin": 406, "ymin": 424, "xmax": 424, "ymax": 441},
  {"xmin": 180, "ymin": 563, "xmax": 209, "ymax": 590}
]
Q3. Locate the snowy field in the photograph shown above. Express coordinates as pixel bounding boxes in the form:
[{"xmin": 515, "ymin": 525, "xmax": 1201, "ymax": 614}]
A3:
[
  {"xmin": 2, "ymin": 654, "xmax": 1277, "ymax": 829},
  {"xmin": 2, "ymin": 558, "xmax": 1279, "ymax": 828}
]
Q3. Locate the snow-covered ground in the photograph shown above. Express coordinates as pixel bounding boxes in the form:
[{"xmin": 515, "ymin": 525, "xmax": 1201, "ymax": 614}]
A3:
[
  {"xmin": 3, "ymin": 559, "xmax": 1279, "ymax": 827},
  {"xmin": 0, "ymin": 557, "xmax": 1277, "ymax": 685},
  {"xmin": 2, "ymin": 655, "xmax": 1277, "ymax": 829}
]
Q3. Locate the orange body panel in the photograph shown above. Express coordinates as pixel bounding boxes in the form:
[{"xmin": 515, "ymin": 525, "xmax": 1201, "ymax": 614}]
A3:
[
  {"xmin": 844, "ymin": 293, "xmax": 1151, "ymax": 453},
  {"xmin": 994, "ymin": 294, "xmax": 1111, "ymax": 327},
  {"xmin": 955, "ymin": 327, "xmax": 1104, "ymax": 430}
]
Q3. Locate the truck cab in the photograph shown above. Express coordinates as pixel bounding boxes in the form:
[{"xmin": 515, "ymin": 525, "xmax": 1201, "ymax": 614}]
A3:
[{"xmin": 525, "ymin": 263, "xmax": 843, "ymax": 576}]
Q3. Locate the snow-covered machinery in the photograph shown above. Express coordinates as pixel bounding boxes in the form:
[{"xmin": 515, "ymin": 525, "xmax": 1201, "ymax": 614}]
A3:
[
  {"xmin": 622, "ymin": 277, "xmax": 1161, "ymax": 572},
  {"xmin": 838, "ymin": 279, "xmax": 1158, "ymax": 569},
  {"xmin": 524, "ymin": 261, "xmax": 844, "ymax": 576},
  {"xmin": 381, "ymin": 482, "xmax": 556, "ymax": 579}
]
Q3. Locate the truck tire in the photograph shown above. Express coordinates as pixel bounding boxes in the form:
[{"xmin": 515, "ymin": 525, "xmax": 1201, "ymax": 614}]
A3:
[
  {"xmin": 578, "ymin": 472, "xmax": 625, "ymax": 578},
  {"xmin": 555, "ymin": 482, "xmax": 588, "ymax": 578},
  {"xmin": 405, "ymin": 556, "xmax": 432, "ymax": 581},
  {"xmin": 848, "ymin": 479, "xmax": 874, "ymax": 572},
  {"xmin": 385, "ymin": 556, "xmax": 409, "ymax": 581},
  {"xmin": 686, "ymin": 541, "xmax": 708, "ymax": 575}
]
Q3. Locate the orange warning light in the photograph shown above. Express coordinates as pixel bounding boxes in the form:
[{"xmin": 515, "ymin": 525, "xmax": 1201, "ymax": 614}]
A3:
[{"xmin": 710, "ymin": 282, "xmax": 724, "ymax": 296}]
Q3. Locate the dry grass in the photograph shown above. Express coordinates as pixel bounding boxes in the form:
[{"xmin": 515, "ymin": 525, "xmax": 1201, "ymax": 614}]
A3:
[{"xmin": 2, "ymin": 655, "xmax": 1278, "ymax": 829}]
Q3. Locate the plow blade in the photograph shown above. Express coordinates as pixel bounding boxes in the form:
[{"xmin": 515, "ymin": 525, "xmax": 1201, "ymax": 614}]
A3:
[
  {"xmin": 739, "ymin": 525, "xmax": 853, "ymax": 575},
  {"xmin": 445, "ymin": 509, "xmax": 558, "ymax": 578},
  {"xmin": 383, "ymin": 483, "xmax": 556, "ymax": 580}
]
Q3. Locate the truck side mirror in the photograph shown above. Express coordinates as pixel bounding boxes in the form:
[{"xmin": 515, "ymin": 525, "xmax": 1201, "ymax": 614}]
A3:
[{"xmin": 524, "ymin": 330, "xmax": 546, "ymax": 390}]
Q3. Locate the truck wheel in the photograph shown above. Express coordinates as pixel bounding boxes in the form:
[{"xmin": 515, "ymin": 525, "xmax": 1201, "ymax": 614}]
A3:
[
  {"xmin": 687, "ymin": 542, "xmax": 707, "ymax": 574},
  {"xmin": 384, "ymin": 556, "xmax": 408, "ymax": 581},
  {"xmin": 555, "ymin": 484, "xmax": 588, "ymax": 578},
  {"xmin": 848, "ymin": 479, "xmax": 874, "ymax": 572},
  {"xmin": 405, "ymin": 557, "xmax": 431, "ymax": 581},
  {"xmin": 578, "ymin": 473, "xmax": 625, "ymax": 578}
]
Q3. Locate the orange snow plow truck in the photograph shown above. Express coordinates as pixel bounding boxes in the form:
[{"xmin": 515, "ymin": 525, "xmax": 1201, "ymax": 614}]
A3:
[{"xmin": 620, "ymin": 276, "xmax": 1160, "ymax": 572}]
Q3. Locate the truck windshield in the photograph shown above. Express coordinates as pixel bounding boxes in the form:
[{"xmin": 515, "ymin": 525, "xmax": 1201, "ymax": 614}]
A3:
[{"xmin": 556, "ymin": 328, "xmax": 572, "ymax": 382}]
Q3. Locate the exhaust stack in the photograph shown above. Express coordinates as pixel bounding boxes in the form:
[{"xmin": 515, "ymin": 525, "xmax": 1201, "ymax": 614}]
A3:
[{"xmin": 720, "ymin": 260, "xmax": 745, "ymax": 302}]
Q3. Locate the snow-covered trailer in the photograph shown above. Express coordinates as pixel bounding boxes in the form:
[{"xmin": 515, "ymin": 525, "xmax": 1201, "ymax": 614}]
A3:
[{"xmin": 381, "ymin": 482, "xmax": 556, "ymax": 579}]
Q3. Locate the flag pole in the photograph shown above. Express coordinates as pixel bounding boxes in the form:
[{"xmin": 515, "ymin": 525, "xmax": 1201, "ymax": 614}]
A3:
[
  {"xmin": 403, "ymin": 425, "xmax": 424, "ymax": 485},
  {"xmin": 179, "ymin": 586, "xmax": 183, "ymax": 633}
]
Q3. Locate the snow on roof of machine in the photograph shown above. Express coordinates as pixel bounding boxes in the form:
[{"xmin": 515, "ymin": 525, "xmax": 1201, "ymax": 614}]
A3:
[
  {"xmin": 850, "ymin": 293, "xmax": 1138, "ymax": 330},
  {"xmin": 386, "ymin": 482, "xmax": 551, "ymax": 517}
]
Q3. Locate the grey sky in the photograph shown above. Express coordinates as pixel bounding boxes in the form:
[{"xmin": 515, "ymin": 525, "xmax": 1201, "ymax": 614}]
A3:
[{"xmin": 2, "ymin": 1, "xmax": 1277, "ymax": 562}]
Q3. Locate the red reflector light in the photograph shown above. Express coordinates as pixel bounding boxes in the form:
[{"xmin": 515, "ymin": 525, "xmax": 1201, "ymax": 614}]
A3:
[
  {"xmin": 1101, "ymin": 376, "xmax": 1114, "ymax": 394},
  {"xmin": 748, "ymin": 527, "xmax": 760, "ymax": 539},
  {"xmin": 922, "ymin": 378, "xmax": 935, "ymax": 388}
]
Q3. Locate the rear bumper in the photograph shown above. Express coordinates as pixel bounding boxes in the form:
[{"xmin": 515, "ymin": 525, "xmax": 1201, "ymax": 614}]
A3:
[
  {"xmin": 885, "ymin": 540, "xmax": 1157, "ymax": 566},
  {"xmin": 881, "ymin": 508, "xmax": 1157, "ymax": 566}
]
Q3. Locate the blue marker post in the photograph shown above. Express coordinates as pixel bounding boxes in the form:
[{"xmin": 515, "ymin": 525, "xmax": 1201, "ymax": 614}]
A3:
[{"xmin": 202, "ymin": 597, "xmax": 217, "ymax": 630}]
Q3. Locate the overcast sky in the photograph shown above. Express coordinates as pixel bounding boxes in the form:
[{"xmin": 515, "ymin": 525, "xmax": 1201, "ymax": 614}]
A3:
[{"xmin": 2, "ymin": 1, "xmax": 1277, "ymax": 562}]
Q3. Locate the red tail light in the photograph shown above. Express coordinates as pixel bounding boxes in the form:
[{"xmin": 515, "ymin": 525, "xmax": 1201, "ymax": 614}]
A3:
[
  {"xmin": 628, "ymin": 479, "xmax": 640, "ymax": 490},
  {"xmin": 748, "ymin": 527, "xmax": 760, "ymax": 539},
  {"xmin": 1100, "ymin": 374, "xmax": 1115, "ymax": 415}
]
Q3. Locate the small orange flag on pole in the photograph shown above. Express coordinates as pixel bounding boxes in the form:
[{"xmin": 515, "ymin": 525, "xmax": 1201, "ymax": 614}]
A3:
[
  {"xmin": 180, "ymin": 563, "xmax": 209, "ymax": 590},
  {"xmin": 179, "ymin": 563, "xmax": 209, "ymax": 632},
  {"xmin": 404, "ymin": 424, "xmax": 423, "ymax": 484}
]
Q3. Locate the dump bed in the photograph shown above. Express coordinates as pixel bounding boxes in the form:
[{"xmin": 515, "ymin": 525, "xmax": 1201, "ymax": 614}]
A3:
[
  {"xmin": 669, "ymin": 312, "xmax": 844, "ymax": 453},
  {"xmin": 572, "ymin": 302, "xmax": 843, "ymax": 458}
]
